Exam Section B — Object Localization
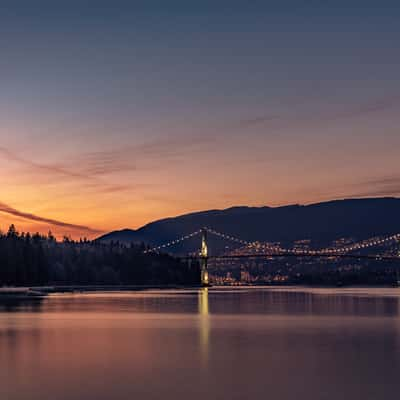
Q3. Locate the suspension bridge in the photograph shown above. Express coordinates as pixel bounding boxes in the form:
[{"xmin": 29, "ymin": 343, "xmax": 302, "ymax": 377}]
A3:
[{"xmin": 143, "ymin": 227, "xmax": 400, "ymax": 286}]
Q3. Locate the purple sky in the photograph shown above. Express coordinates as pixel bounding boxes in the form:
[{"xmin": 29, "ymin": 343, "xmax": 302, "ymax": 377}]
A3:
[{"xmin": 1, "ymin": 1, "xmax": 400, "ymax": 237}]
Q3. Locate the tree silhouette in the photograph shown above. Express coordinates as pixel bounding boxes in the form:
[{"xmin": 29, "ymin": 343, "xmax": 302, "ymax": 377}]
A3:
[{"xmin": 0, "ymin": 226, "xmax": 200, "ymax": 287}]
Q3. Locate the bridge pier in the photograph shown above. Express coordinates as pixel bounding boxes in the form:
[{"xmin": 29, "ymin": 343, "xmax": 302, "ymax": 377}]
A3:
[{"xmin": 200, "ymin": 228, "xmax": 209, "ymax": 286}]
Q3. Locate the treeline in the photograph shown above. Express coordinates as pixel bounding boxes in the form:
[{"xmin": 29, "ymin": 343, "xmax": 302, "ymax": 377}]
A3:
[
  {"xmin": 292, "ymin": 266, "xmax": 399, "ymax": 286},
  {"xmin": 0, "ymin": 225, "xmax": 200, "ymax": 287}
]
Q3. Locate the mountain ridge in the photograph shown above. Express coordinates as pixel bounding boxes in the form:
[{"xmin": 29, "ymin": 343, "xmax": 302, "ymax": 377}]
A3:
[{"xmin": 98, "ymin": 197, "xmax": 400, "ymax": 254}]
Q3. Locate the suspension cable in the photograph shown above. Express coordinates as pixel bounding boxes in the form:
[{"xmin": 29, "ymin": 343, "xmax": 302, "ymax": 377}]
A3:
[
  {"xmin": 204, "ymin": 227, "xmax": 400, "ymax": 255},
  {"xmin": 142, "ymin": 226, "xmax": 400, "ymax": 256},
  {"xmin": 143, "ymin": 229, "xmax": 202, "ymax": 254}
]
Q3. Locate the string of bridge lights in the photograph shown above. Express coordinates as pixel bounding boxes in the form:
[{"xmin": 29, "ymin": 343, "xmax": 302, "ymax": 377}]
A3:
[
  {"xmin": 144, "ymin": 227, "xmax": 256, "ymax": 255},
  {"xmin": 143, "ymin": 229, "xmax": 202, "ymax": 254},
  {"xmin": 205, "ymin": 227, "xmax": 298, "ymax": 253},
  {"xmin": 143, "ymin": 227, "xmax": 400, "ymax": 256},
  {"xmin": 207, "ymin": 228, "xmax": 400, "ymax": 255}
]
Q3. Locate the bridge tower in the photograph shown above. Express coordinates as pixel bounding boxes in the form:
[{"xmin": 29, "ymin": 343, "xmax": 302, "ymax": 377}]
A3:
[{"xmin": 200, "ymin": 228, "xmax": 209, "ymax": 286}]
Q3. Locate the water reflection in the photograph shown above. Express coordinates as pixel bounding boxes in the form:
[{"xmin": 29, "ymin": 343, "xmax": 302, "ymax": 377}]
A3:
[
  {"xmin": 2, "ymin": 287, "xmax": 400, "ymax": 400},
  {"xmin": 0, "ymin": 297, "xmax": 44, "ymax": 313},
  {"xmin": 208, "ymin": 287, "xmax": 400, "ymax": 317},
  {"xmin": 1, "ymin": 287, "xmax": 399, "ymax": 317},
  {"xmin": 198, "ymin": 288, "xmax": 210, "ymax": 366}
]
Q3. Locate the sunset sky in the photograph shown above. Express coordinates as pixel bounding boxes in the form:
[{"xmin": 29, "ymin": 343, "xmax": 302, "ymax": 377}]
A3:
[{"xmin": 1, "ymin": 1, "xmax": 400, "ymax": 238}]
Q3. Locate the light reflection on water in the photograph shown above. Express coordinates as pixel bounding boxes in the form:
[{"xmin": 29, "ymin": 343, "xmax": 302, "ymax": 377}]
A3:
[
  {"xmin": 2, "ymin": 287, "xmax": 400, "ymax": 399},
  {"xmin": 199, "ymin": 288, "xmax": 210, "ymax": 366}
]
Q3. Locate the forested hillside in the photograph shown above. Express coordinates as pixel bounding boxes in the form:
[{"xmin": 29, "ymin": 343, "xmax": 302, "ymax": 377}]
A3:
[{"xmin": 0, "ymin": 225, "xmax": 199, "ymax": 287}]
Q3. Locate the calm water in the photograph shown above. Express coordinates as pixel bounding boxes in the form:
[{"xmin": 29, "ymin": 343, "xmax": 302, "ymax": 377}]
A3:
[{"xmin": 2, "ymin": 287, "xmax": 400, "ymax": 400}]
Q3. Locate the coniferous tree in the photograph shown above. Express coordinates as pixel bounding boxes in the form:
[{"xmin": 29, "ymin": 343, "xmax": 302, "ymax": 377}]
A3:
[{"xmin": 0, "ymin": 225, "xmax": 200, "ymax": 287}]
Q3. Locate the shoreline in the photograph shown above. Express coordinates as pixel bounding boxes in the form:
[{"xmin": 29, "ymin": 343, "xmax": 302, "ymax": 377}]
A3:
[
  {"xmin": 0, "ymin": 284, "xmax": 204, "ymax": 298},
  {"xmin": 1, "ymin": 283, "xmax": 399, "ymax": 298}
]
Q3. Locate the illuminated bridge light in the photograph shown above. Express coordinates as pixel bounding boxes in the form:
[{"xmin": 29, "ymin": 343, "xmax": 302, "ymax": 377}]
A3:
[{"xmin": 143, "ymin": 227, "xmax": 400, "ymax": 261}]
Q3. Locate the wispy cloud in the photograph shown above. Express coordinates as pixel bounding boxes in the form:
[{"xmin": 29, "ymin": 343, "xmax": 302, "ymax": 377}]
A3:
[
  {"xmin": 71, "ymin": 134, "xmax": 217, "ymax": 175},
  {"xmin": 345, "ymin": 175, "xmax": 400, "ymax": 198},
  {"xmin": 301, "ymin": 175, "xmax": 400, "ymax": 203},
  {"xmin": 0, "ymin": 146, "xmax": 134, "ymax": 194},
  {"xmin": 287, "ymin": 174, "xmax": 400, "ymax": 207},
  {"xmin": 326, "ymin": 96, "xmax": 400, "ymax": 121},
  {"xmin": 0, "ymin": 146, "xmax": 90, "ymax": 180},
  {"xmin": 237, "ymin": 95, "xmax": 400, "ymax": 129},
  {"xmin": 0, "ymin": 134, "xmax": 215, "ymax": 188},
  {"xmin": 0, "ymin": 201, "xmax": 102, "ymax": 234}
]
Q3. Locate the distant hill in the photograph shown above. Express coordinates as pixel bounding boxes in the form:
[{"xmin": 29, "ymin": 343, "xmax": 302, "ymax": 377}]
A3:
[{"xmin": 98, "ymin": 198, "xmax": 400, "ymax": 254}]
